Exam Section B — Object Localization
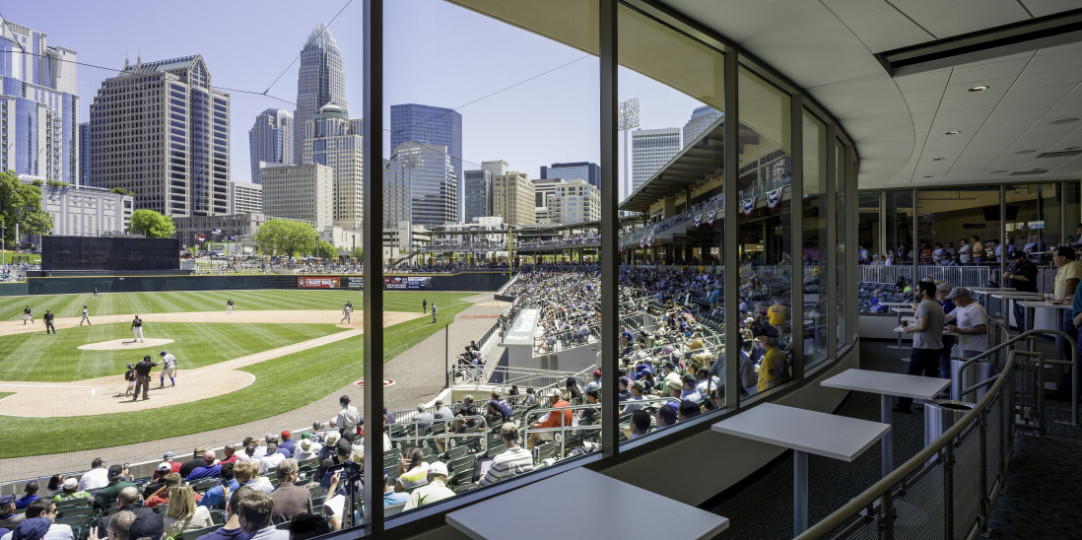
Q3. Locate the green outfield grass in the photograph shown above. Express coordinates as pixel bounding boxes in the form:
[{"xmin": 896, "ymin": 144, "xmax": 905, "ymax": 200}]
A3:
[
  {"xmin": 0, "ymin": 291, "xmax": 474, "ymax": 458},
  {"xmin": 0, "ymin": 322, "xmax": 347, "ymax": 382},
  {"xmin": 0, "ymin": 289, "xmax": 467, "ymax": 321}
]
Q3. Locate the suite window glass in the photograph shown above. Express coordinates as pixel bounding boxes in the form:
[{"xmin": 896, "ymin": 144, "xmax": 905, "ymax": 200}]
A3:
[{"xmin": 802, "ymin": 110, "xmax": 828, "ymax": 368}]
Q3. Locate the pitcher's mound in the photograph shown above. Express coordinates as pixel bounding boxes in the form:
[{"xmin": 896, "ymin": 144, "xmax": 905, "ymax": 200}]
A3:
[{"xmin": 78, "ymin": 338, "xmax": 175, "ymax": 351}]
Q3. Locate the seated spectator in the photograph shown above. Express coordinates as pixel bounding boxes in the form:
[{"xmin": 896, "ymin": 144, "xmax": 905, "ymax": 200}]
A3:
[
  {"xmin": 677, "ymin": 400, "xmax": 702, "ymax": 422},
  {"xmin": 93, "ymin": 465, "xmax": 133, "ymax": 509},
  {"xmin": 145, "ymin": 474, "xmax": 183, "ymax": 509},
  {"xmin": 584, "ymin": 370, "xmax": 602, "ymax": 394},
  {"xmin": 655, "ymin": 402, "xmax": 678, "ymax": 429},
  {"xmin": 236, "ymin": 491, "xmax": 288, "ymax": 540},
  {"xmin": 520, "ymin": 388, "xmax": 538, "ymax": 408},
  {"xmin": 527, "ymin": 389, "xmax": 572, "ymax": 450},
  {"xmin": 0, "ymin": 497, "xmax": 24, "ymax": 532},
  {"xmin": 257, "ymin": 443, "xmax": 285, "ymax": 476},
  {"xmin": 77, "ymin": 458, "xmax": 109, "ymax": 492},
  {"xmin": 270, "ymin": 459, "xmax": 312, "ymax": 525},
  {"xmin": 6, "ymin": 518, "xmax": 51, "ymax": 540},
  {"xmin": 105, "ymin": 510, "xmax": 137, "ymax": 540},
  {"xmin": 187, "ymin": 451, "xmax": 222, "ymax": 481},
  {"xmin": 293, "ymin": 436, "xmax": 322, "ymax": 463},
  {"xmin": 315, "ymin": 439, "xmax": 350, "ymax": 494},
  {"xmin": 617, "ymin": 377, "xmax": 631, "ymax": 402},
  {"xmin": 278, "ymin": 432, "xmax": 296, "ymax": 458},
  {"xmin": 680, "ymin": 374, "xmax": 703, "ymax": 403},
  {"xmin": 128, "ymin": 512, "xmax": 167, "ymax": 540},
  {"xmin": 433, "ymin": 400, "xmax": 453, "ymax": 420},
  {"xmin": 412, "ymin": 404, "xmax": 434, "ymax": 428},
  {"xmin": 159, "ymin": 451, "xmax": 182, "ymax": 476},
  {"xmin": 143, "ymin": 464, "xmax": 172, "ymax": 499},
  {"xmin": 233, "ymin": 461, "xmax": 273, "ymax": 495},
  {"xmin": 13, "ymin": 482, "xmax": 39, "ymax": 511},
  {"xmin": 628, "ymin": 410, "xmax": 652, "ymax": 440},
  {"xmin": 198, "ymin": 463, "xmax": 239, "ymax": 509},
  {"xmin": 479, "ymin": 423, "xmax": 533, "ymax": 487},
  {"xmin": 96, "ymin": 487, "xmax": 150, "ymax": 539},
  {"xmin": 163, "ymin": 486, "xmax": 213, "ymax": 537},
  {"xmin": 565, "ymin": 377, "xmax": 583, "ymax": 401},
  {"xmin": 180, "ymin": 448, "xmax": 210, "ymax": 478},
  {"xmin": 580, "ymin": 389, "xmax": 600, "ymax": 423},
  {"xmin": 286, "ymin": 513, "xmax": 330, "ymax": 540},
  {"xmin": 402, "ymin": 462, "xmax": 454, "ymax": 511},
  {"xmin": 53, "ymin": 478, "xmax": 90, "ymax": 504},
  {"xmin": 382, "ymin": 470, "xmax": 408, "ymax": 507},
  {"xmin": 195, "ymin": 486, "xmax": 254, "ymax": 540},
  {"xmin": 219, "ymin": 445, "xmax": 241, "ymax": 466},
  {"xmin": 394, "ymin": 447, "xmax": 429, "ymax": 493},
  {"xmin": 43, "ymin": 476, "xmax": 64, "ymax": 501}
]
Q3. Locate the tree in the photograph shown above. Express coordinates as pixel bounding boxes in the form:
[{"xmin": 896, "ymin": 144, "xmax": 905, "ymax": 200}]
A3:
[
  {"xmin": 254, "ymin": 219, "xmax": 319, "ymax": 257},
  {"xmin": 0, "ymin": 171, "xmax": 53, "ymax": 244},
  {"xmin": 109, "ymin": 187, "xmax": 134, "ymax": 196},
  {"xmin": 317, "ymin": 240, "xmax": 338, "ymax": 259},
  {"xmin": 129, "ymin": 209, "xmax": 176, "ymax": 239}
]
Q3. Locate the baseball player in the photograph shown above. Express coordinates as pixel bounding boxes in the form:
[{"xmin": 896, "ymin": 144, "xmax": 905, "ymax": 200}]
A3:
[
  {"xmin": 44, "ymin": 310, "xmax": 56, "ymax": 334},
  {"xmin": 80, "ymin": 305, "xmax": 91, "ymax": 326},
  {"xmin": 124, "ymin": 363, "xmax": 136, "ymax": 396},
  {"xmin": 23, "ymin": 305, "xmax": 33, "ymax": 325},
  {"xmin": 159, "ymin": 351, "xmax": 178, "ymax": 387},
  {"xmin": 341, "ymin": 301, "xmax": 352, "ymax": 323},
  {"xmin": 227, "ymin": 298, "xmax": 234, "ymax": 314},
  {"xmin": 131, "ymin": 315, "xmax": 145, "ymax": 343},
  {"xmin": 431, "ymin": 302, "xmax": 437, "ymax": 323}
]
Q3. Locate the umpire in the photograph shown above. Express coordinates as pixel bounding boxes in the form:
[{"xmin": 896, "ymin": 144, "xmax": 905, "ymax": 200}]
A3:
[{"xmin": 132, "ymin": 355, "xmax": 158, "ymax": 401}]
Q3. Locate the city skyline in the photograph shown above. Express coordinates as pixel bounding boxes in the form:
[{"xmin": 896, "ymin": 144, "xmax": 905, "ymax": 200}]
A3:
[{"xmin": 3, "ymin": 0, "xmax": 703, "ymax": 195}]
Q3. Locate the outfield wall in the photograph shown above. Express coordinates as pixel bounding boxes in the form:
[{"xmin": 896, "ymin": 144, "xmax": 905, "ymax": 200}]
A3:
[{"xmin": 0, "ymin": 272, "xmax": 510, "ymax": 296}]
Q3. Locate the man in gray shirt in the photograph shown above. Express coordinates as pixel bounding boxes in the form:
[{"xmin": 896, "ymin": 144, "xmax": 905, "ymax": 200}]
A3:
[{"xmin": 896, "ymin": 280, "xmax": 945, "ymax": 413}]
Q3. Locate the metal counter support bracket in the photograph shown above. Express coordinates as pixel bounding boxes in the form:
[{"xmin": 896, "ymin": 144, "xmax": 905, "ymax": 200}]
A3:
[
  {"xmin": 795, "ymin": 450, "xmax": 809, "ymax": 535},
  {"xmin": 881, "ymin": 395, "xmax": 893, "ymax": 478}
]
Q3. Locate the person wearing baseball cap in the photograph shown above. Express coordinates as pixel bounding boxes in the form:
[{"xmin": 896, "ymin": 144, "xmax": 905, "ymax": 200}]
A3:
[
  {"xmin": 129, "ymin": 509, "xmax": 166, "ymax": 540},
  {"xmin": 944, "ymin": 287, "xmax": 989, "ymax": 358},
  {"xmin": 584, "ymin": 369, "xmax": 602, "ymax": 394},
  {"xmin": 0, "ymin": 494, "xmax": 23, "ymax": 530},
  {"xmin": 279, "ymin": 431, "xmax": 296, "ymax": 457},
  {"xmin": 755, "ymin": 325, "xmax": 789, "ymax": 393},
  {"xmin": 402, "ymin": 461, "xmax": 454, "ymax": 511},
  {"xmin": 92, "ymin": 465, "xmax": 133, "ymax": 510},
  {"xmin": 53, "ymin": 478, "xmax": 91, "ymax": 504},
  {"xmin": 527, "ymin": 389, "xmax": 572, "ymax": 450}
]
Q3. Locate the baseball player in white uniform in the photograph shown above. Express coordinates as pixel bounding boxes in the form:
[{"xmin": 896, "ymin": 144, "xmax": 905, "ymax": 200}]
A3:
[
  {"xmin": 159, "ymin": 351, "xmax": 178, "ymax": 387},
  {"xmin": 131, "ymin": 315, "xmax": 145, "ymax": 343}
]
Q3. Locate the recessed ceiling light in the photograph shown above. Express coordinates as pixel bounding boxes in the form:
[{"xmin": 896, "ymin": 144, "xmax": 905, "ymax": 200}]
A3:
[
  {"xmin": 1049, "ymin": 117, "xmax": 1079, "ymax": 125},
  {"xmin": 1066, "ymin": 146, "xmax": 1081, "ymax": 151},
  {"xmin": 923, "ymin": 175, "xmax": 934, "ymax": 178},
  {"xmin": 968, "ymin": 85, "xmax": 989, "ymax": 92},
  {"xmin": 932, "ymin": 158, "xmax": 944, "ymax": 161},
  {"xmin": 1014, "ymin": 150, "xmax": 1036, "ymax": 154},
  {"xmin": 946, "ymin": 130, "xmax": 961, "ymax": 135}
]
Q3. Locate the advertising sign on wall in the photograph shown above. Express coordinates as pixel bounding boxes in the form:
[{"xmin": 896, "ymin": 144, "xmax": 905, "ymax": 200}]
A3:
[{"xmin": 297, "ymin": 277, "xmax": 340, "ymax": 288}]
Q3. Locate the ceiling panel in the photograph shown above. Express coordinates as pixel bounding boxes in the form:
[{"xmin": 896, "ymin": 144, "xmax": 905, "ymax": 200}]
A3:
[
  {"xmin": 948, "ymin": 55, "xmax": 1033, "ymax": 85},
  {"xmin": 891, "ymin": 0, "xmax": 1031, "ymax": 38},
  {"xmin": 831, "ymin": 6, "xmax": 933, "ymax": 53},
  {"xmin": 1020, "ymin": 0, "xmax": 1082, "ymax": 17}
]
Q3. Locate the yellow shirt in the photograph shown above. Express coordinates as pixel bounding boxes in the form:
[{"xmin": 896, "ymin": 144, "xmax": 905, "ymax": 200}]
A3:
[
  {"xmin": 767, "ymin": 304, "xmax": 787, "ymax": 325},
  {"xmin": 1054, "ymin": 260, "xmax": 1082, "ymax": 299},
  {"xmin": 757, "ymin": 347, "xmax": 789, "ymax": 392}
]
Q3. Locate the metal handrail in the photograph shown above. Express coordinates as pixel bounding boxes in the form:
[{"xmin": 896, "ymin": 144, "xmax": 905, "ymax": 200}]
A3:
[
  {"xmin": 955, "ymin": 327, "xmax": 1077, "ymax": 424},
  {"xmin": 796, "ymin": 353, "xmax": 1018, "ymax": 539}
]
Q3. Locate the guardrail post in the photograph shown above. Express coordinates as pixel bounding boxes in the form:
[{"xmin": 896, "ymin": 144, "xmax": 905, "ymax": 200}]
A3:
[
  {"xmin": 943, "ymin": 443, "xmax": 955, "ymax": 540},
  {"xmin": 880, "ymin": 489, "xmax": 894, "ymax": 540},
  {"xmin": 979, "ymin": 407, "xmax": 991, "ymax": 536}
]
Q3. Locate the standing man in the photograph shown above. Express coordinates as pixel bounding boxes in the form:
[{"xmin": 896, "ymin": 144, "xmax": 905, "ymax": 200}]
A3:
[
  {"xmin": 422, "ymin": 298, "xmax": 427, "ymax": 313},
  {"xmin": 131, "ymin": 315, "xmax": 145, "ymax": 343},
  {"xmin": 44, "ymin": 310, "xmax": 56, "ymax": 334},
  {"xmin": 93, "ymin": 287, "xmax": 98, "ymax": 299},
  {"xmin": 341, "ymin": 301, "xmax": 352, "ymax": 324},
  {"xmin": 895, "ymin": 280, "xmax": 945, "ymax": 414},
  {"xmin": 934, "ymin": 283, "xmax": 957, "ymax": 378},
  {"xmin": 132, "ymin": 355, "xmax": 158, "ymax": 401},
  {"xmin": 431, "ymin": 303, "xmax": 437, "ymax": 323},
  {"xmin": 23, "ymin": 305, "xmax": 33, "ymax": 325},
  {"xmin": 159, "ymin": 351, "xmax": 178, "ymax": 388},
  {"xmin": 1053, "ymin": 246, "xmax": 1082, "ymax": 364},
  {"xmin": 335, "ymin": 395, "xmax": 361, "ymax": 436},
  {"xmin": 944, "ymin": 287, "xmax": 989, "ymax": 358},
  {"xmin": 80, "ymin": 305, "xmax": 91, "ymax": 326},
  {"xmin": 1005, "ymin": 251, "xmax": 1038, "ymax": 331},
  {"xmin": 227, "ymin": 298, "xmax": 234, "ymax": 315}
]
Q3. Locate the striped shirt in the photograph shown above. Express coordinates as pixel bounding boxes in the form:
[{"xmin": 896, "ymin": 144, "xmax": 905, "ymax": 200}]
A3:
[{"xmin": 479, "ymin": 446, "xmax": 534, "ymax": 486}]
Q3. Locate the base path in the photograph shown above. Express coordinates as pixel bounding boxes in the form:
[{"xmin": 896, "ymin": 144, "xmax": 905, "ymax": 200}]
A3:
[
  {"xmin": 0, "ymin": 310, "xmax": 421, "ymax": 418},
  {"xmin": 0, "ymin": 310, "xmax": 373, "ymax": 337}
]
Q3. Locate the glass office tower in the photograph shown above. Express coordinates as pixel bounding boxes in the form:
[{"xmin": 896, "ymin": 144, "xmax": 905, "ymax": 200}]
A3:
[
  {"xmin": 390, "ymin": 103, "xmax": 463, "ymax": 219},
  {"xmin": 249, "ymin": 108, "xmax": 294, "ymax": 185},
  {"xmin": 294, "ymin": 24, "xmax": 347, "ymax": 166}
]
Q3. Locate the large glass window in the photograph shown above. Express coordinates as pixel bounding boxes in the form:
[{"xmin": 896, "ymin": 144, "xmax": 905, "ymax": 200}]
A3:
[
  {"xmin": 1006, "ymin": 183, "xmax": 1062, "ymax": 260},
  {"xmin": 835, "ymin": 140, "xmax": 848, "ymax": 346},
  {"xmin": 802, "ymin": 110, "xmax": 828, "ymax": 367},
  {"xmin": 616, "ymin": 3, "xmax": 726, "ymax": 443},
  {"xmin": 738, "ymin": 66, "xmax": 792, "ymax": 392},
  {"xmin": 915, "ymin": 186, "xmax": 1002, "ymax": 287}
]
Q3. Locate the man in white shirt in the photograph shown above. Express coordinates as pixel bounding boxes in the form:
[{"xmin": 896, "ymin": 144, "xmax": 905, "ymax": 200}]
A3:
[
  {"xmin": 336, "ymin": 395, "xmax": 361, "ymax": 436},
  {"xmin": 945, "ymin": 287, "xmax": 989, "ymax": 358},
  {"xmin": 77, "ymin": 458, "xmax": 109, "ymax": 492},
  {"xmin": 258, "ymin": 443, "xmax": 286, "ymax": 475}
]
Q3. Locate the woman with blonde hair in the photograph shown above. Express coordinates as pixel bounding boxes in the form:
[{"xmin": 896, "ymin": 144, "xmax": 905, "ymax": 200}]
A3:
[{"xmin": 162, "ymin": 485, "xmax": 213, "ymax": 536}]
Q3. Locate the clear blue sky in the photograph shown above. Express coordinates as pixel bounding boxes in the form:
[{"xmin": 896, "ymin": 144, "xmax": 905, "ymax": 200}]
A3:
[{"xmin": 6, "ymin": 0, "xmax": 701, "ymax": 198}]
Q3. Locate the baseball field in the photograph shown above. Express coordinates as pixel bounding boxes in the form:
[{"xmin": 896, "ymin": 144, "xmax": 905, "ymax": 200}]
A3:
[{"xmin": 0, "ymin": 288, "xmax": 474, "ymax": 458}]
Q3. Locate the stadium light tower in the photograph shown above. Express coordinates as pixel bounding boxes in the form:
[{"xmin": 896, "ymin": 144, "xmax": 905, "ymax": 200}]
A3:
[{"xmin": 618, "ymin": 98, "xmax": 639, "ymax": 203}]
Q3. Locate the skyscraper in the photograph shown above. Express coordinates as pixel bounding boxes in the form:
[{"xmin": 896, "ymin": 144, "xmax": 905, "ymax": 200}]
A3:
[
  {"xmin": 294, "ymin": 24, "xmax": 347, "ymax": 165},
  {"xmin": 492, "ymin": 171, "xmax": 535, "ymax": 226},
  {"xmin": 0, "ymin": 17, "xmax": 78, "ymax": 183},
  {"xmin": 249, "ymin": 108, "xmax": 293, "ymax": 185},
  {"xmin": 631, "ymin": 127, "xmax": 681, "ymax": 192},
  {"xmin": 683, "ymin": 106, "xmax": 722, "ymax": 148},
  {"xmin": 88, "ymin": 55, "xmax": 230, "ymax": 216},
  {"xmin": 390, "ymin": 104, "xmax": 463, "ymax": 219},
  {"xmin": 540, "ymin": 161, "xmax": 601, "ymax": 190},
  {"xmin": 385, "ymin": 141, "xmax": 457, "ymax": 227},
  {"xmin": 301, "ymin": 103, "xmax": 363, "ymax": 229},
  {"xmin": 463, "ymin": 168, "xmax": 493, "ymax": 223}
]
